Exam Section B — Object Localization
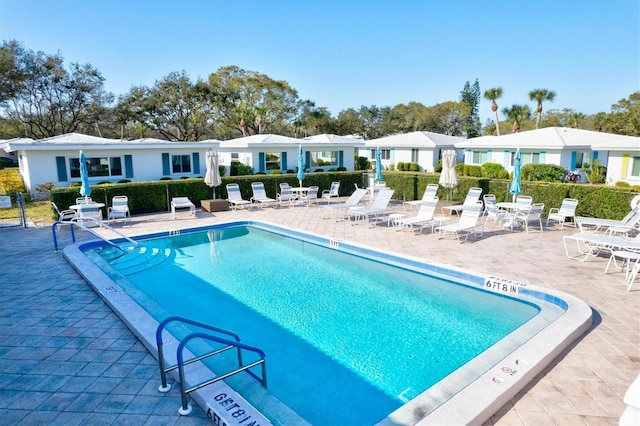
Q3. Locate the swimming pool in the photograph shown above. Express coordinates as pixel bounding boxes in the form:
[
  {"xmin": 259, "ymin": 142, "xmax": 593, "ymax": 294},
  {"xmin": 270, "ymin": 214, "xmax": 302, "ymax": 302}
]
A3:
[{"xmin": 65, "ymin": 221, "xmax": 592, "ymax": 425}]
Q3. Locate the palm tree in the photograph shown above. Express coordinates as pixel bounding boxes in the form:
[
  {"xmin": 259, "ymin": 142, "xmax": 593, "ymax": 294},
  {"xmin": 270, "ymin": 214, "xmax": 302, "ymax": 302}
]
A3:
[
  {"xmin": 569, "ymin": 111, "xmax": 585, "ymax": 128},
  {"xmin": 529, "ymin": 88, "xmax": 556, "ymax": 129},
  {"xmin": 501, "ymin": 104, "xmax": 532, "ymax": 133},
  {"xmin": 483, "ymin": 87, "xmax": 503, "ymax": 136}
]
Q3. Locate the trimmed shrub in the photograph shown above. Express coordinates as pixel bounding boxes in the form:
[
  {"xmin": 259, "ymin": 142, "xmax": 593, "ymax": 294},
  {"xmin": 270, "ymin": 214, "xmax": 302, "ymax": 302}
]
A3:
[
  {"xmin": 117, "ymin": 179, "xmax": 132, "ymax": 183},
  {"xmin": 463, "ymin": 165, "xmax": 483, "ymax": 177},
  {"xmin": 521, "ymin": 164, "xmax": 565, "ymax": 182},
  {"xmin": 481, "ymin": 162, "xmax": 504, "ymax": 178},
  {"xmin": 159, "ymin": 177, "xmax": 172, "ymax": 180},
  {"xmin": 615, "ymin": 181, "xmax": 631, "ymax": 187},
  {"xmin": 409, "ymin": 163, "xmax": 420, "ymax": 172},
  {"xmin": 314, "ymin": 169, "xmax": 324, "ymax": 172},
  {"xmin": 497, "ymin": 169, "xmax": 510, "ymax": 179},
  {"xmin": 270, "ymin": 170, "xmax": 283, "ymax": 175},
  {"xmin": 336, "ymin": 166, "xmax": 347, "ymax": 172},
  {"xmin": 397, "ymin": 161, "xmax": 405, "ymax": 171}
]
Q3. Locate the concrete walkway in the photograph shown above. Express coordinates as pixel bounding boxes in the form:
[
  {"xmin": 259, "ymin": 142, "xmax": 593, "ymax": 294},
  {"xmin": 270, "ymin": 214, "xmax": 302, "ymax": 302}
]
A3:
[{"xmin": 1, "ymin": 201, "xmax": 638, "ymax": 425}]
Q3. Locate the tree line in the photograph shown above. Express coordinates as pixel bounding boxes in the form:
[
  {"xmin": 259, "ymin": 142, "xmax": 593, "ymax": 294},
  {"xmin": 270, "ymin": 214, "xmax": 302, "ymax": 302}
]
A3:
[{"xmin": 1, "ymin": 40, "xmax": 638, "ymax": 141}]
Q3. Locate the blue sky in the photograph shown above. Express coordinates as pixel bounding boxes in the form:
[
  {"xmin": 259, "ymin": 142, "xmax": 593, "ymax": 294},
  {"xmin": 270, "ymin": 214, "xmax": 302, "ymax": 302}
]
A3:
[{"xmin": 1, "ymin": 0, "xmax": 638, "ymax": 124}]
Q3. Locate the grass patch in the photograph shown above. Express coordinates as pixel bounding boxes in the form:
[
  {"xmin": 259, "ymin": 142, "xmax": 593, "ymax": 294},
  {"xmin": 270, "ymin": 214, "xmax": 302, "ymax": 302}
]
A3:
[{"xmin": 0, "ymin": 200, "xmax": 55, "ymax": 225}]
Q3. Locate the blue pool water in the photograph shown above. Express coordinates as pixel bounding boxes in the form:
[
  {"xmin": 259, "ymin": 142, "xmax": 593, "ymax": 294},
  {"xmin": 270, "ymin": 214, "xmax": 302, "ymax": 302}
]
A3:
[{"xmin": 90, "ymin": 224, "xmax": 547, "ymax": 425}]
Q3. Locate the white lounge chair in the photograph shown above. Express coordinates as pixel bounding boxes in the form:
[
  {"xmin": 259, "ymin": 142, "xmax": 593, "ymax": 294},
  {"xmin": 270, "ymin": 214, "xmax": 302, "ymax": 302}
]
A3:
[
  {"xmin": 514, "ymin": 202, "xmax": 545, "ymax": 233},
  {"xmin": 403, "ymin": 183, "xmax": 439, "ymax": 210},
  {"xmin": 107, "ymin": 195, "xmax": 130, "ymax": 222},
  {"xmin": 321, "ymin": 182, "xmax": 340, "ymax": 204},
  {"xmin": 52, "ymin": 202, "xmax": 78, "ymax": 221},
  {"xmin": 171, "ymin": 197, "xmax": 195, "ymax": 219},
  {"xmin": 576, "ymin": 208, "xmax": 640, "ymax": 235},
  {"xmin": 226, "ymin": 183, "xmax": 251, "ymax": 211},
  {"xmin": 395, "ymin": 196, "xmax": 440, "ymax": 235},
  {"xmin": 250, "ymin": 182, "xmax": 276, "ymax": 208},
  {"xmin": 563, "ymin": 231, "xmax": 640, "ymax": 261},
  {"xmin": 277, "ymin": 182, "xmax": 297, "ymax": 208},
  {"xmin": 321, "ymin": 188, "xmax": 368, "ymax": 220},
  {"xmin": 440, "ymin": 187, "xmax": 482, "ymax": 216},
  {"xmin": 436, "ymin": 201, "xmax": 484, "ymax": 242},
  {"xmin": 546, "ymin": 198, "xmax": 578, "ymax": 229},
  {"xmin": 349, "ymin": 188, "xmax": 395, "ymax": 227}
]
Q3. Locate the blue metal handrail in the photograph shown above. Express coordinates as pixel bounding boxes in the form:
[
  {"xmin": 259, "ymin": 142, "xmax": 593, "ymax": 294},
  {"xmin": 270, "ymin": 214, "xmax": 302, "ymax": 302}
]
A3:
[{"xmin": 51, "ymin": 219, "xmax": 138, "ymax": 252}]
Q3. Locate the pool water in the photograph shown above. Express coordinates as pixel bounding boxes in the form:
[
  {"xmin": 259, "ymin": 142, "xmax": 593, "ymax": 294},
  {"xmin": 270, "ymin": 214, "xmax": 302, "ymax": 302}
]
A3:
[{"xmin": 92, "ymin": 225, "xmax": 547, "ymax": 425}]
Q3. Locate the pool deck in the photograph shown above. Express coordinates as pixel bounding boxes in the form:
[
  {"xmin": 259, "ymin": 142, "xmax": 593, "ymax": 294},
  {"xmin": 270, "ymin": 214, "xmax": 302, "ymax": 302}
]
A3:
[{"xmin": 1, "ymin": 200, "xmax": 638, "ymax": 425}]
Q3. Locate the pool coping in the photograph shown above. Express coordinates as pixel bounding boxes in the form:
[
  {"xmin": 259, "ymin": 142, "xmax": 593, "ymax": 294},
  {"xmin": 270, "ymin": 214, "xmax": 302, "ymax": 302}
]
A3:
[{"xmin": 64, "ymin": 220, "xmax": 593, "ymax": 426}]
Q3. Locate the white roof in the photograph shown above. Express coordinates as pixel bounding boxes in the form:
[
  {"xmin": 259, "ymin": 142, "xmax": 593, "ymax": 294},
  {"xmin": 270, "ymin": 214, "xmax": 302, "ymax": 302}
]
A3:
[
  {"xmin": 455, "ymin": 127, "xmax": 636, "ymax": 150},
  {"xmin": 303, "ymin": 134, "xmax": 365, "ymax": 146},
  {"xmin": 591, "ymin": 134, "xmax": 640, "ymax": 151},
  {"xmin": 5, "ymin": 132, "xmax": 220, "ymax": 151},
  {"xmin": 219, "ymin": 134, "xmax": 301, "ymax": 148},
  {"xmin": 366, "ymin": 131, "xmax": 464, "ymax": 148}
]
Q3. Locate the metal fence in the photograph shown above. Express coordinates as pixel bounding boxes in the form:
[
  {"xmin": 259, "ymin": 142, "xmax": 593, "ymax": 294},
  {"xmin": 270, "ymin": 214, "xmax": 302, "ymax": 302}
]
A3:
[{"xmin": 0, "ymin": 193, "xmax": 27, "ymax": 228}]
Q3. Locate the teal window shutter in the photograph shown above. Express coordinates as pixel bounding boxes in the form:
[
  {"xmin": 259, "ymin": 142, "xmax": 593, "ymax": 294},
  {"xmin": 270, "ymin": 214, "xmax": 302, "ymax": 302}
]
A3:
[
  {"xmin": 305, "ymin": 151, "xmax": 310, "ymax": 169},
  {"xmin": 162, "ymin": 153, "xmax": 170, "ymax": 175},
  {"xmin": 56, "ymin": 156, "xmax": 68, "ymax": 182},
  {"xmin": 540, "ymin": 151, "xmax": 546, "ymax": 163},
  {"xmin": 593, "ymin": 151, "xmax": 598, "ymax": 161},
  {"xmin": 124, "ymin": 155, "xmax": 133, "ymax": 178},
  {"xmin": 258, "ymin": 152, "xmax": 265, "ymax": 172},
  {"xmin": 339, "ymin": 150, "xmax": 344, "ymax": 167},
  {"xmin": 281, "ymin": 152, "xmax": 287, "ymax": 171},
  {"xmin": 193, "ymin": 152, "xmax": 200, "ymax": 174},
  {"xmin": 503, "ymin": 150, "xmax": 510, "ymax": 167},
  {"xmin": 570, "ymin": 151, "xmax": 577, "ymax": 169}
]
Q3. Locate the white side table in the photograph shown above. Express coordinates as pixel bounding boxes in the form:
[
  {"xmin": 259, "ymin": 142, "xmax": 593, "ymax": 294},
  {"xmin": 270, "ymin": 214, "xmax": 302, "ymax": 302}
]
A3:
[
  {"xmin": 606, "ymin": 250, "xmax": 640, "ymax": 281},
  {"xmin": 387, "ymin": 213, "xmax": 406, "ymax": 228}
]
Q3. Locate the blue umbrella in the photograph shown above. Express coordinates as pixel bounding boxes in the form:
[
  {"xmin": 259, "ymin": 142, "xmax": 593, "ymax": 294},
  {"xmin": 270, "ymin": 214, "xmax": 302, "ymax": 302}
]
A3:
[
  {"xmin": 296, "ymin": 145, "xmax": 305, "ymax": 187},
  {"xmin": 509, "ymin": 148, "xmax": 522, "ymax": 202},
  {"xmin": 375, "ymin": 147, "xmax": 383, "ymax": 183},
  {"xmin": 79, "ymin": 150, "xmax": 91, "ymax": 201}
]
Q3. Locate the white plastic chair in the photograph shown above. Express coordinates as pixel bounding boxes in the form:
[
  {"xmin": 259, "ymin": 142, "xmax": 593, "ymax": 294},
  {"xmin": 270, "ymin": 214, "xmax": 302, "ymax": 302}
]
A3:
[
  {"xmin": 277, "ymin": 183, "xmax": 297, "ymax": 208},
  {"xmin": 321, "ymin": 182, "xmax": 340, "ymax": 204},
  {"xmin": 436, "ymin": 201, "xmax": 484, "ymax": 242},
  {"xmin": 403, "ymin": 183, "xmax": 439, "ymax": 210},
  {"xmin": 349, "ymin": 188, "xmax": 395, "ymax": 227},
  {"xmin": 515, "ymin": 202, "xmax": 545, "ymax": 233},
  {"xmin": 250, "ymin": 182, "xmax": 276, "ymax": 208},
  {"xmin": 395, "ymin": 196, "xmax": 440, "ymax": 235},
  {"xmin": 107, "ymin": 195, "xmax": 130, "ymax": 222},
  {"xmin": 52, "ymin": 202, "xmax": 77, "ymax": 221},
  {"xmin": 303, "ymin": 186, "xmax": 319, "ymax": 207},
  {"xmin": 483, "ymin": 194, "xmax": 509, "ymax": 231},
  {"xmin": 226, "ymin": 183, "xmax": 251, "ymax": 211},
  {"xmin": 547, "ymin": 198, "xmax": 578, "ymax": 229}
]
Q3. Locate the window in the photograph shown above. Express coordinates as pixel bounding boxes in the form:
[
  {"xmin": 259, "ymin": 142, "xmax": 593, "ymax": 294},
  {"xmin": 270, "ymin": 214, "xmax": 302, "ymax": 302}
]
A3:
[
  {"xmin": 172, "ymin": 155, "xmax": 191, "ymax": 173},
  {"xmin": 310, "ymin": 151, "xmax": 338, "ymax": 167},
  {"xmin": 411, "ymin": 149, "xmax": 419, "ymax": 163},
  {"xmin": 265, "ymin": 152, "xmax": 280, "ymax": 170},
  {"xmin": 231, "ymin": 153, "xmax": 239, "ymax": 160},
  {"xmin": 521, "ymin": 152, "xmax": 541, "ymax": 165},
  {"xmin": 370, "ymin": 149, "xmax": 390, "ymax": 160},
  {"xmin": 70, "ymin": 156, "xmax": 122, "ymax": 178},
  {"xmin": 575, "ymin": 152, "xmax": 584, "ymax": 169},
  {"xmin": 632, "ymin": 156, "xmax": 640, "ymax": 177},
  {"xmin": 472, "ymin": 151, "xmax": 489, "ymax": 165}
]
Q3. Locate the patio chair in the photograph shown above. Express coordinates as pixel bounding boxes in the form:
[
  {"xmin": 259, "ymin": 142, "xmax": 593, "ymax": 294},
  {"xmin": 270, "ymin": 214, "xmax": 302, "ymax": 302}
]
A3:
[
  {"xmin": 76, "ymin": 197, "xmax": 93, "ymax": 205},
  {"xmin": 226, "ymin": 183, "xmax": 251, "ymax": 211},
  {"xmin": 250, "ymin": 182, "xmax": 276, "ymax": 208},
  {"xmin": 514, "ymin": 203, "xmax": 545, "ymax": 233},
  {"xmin": 302, "ymin": 186, "xmax": 319, "ymax": 207},
  {"xmin": 107, "ymin": 195, "xmax": 130, "ymax": 223},
  {"xmin": 441, "ymin": 187, "xmax": 482, "ymax": 216},
  {"xmin": 277, "ymin": 182, "xmax": 297, "ymax": 208},
  {"xmin": 321, "ymin": 182, "xmax": 340, "ymax": 204},
  {"xmin": 403, "ymin": 183, "xmax": 439, "ymax": 210},
  {"xmin": 321, "ymin": 188, "xmax": 368, "ymax": 220},
  {"xmin": 562, "ymin": 231, "xmax": 640, "ymax": 261},
  {"xmin": 171, "ymin": 197, "xmax": 195, "ymax": 219},
  {"xmin": 482, "ymin": 194, "xmax": 509, "ymax": 231},
  {"xmin": 515, "ymin": 195, "xmax": 533, "ymax": 212},
  {"xmin": 546, "ymin": 198, "xmax": 578, "ymax": 229},
  {"xmin": 436, "ymin": 201, "xmax": 484, "ymax": 242},
  {"xmin": 395, "ymin": 196, "xmax": 440, "ymax": 235},
  {"xmin": 52, "ymin": 202, "xmax": 78, "ymax": 222},
  {"xmin": 576, "ymin": 208, "xmax": 640, "ymax": 235},
  {"xmin": 348, "ymin": 188, "xmax": 395, "ymax": 227}
]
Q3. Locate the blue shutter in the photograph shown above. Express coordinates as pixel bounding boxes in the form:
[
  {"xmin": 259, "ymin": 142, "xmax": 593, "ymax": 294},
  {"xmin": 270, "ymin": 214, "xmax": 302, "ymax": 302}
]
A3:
[
  {"xmin": 339, "ymin": 150, "xmax": 344, "ymax": 167},
  {"xmin": 124, "ymin": 155, "xmax": 133, "ymax": 178},
  {"xmin": 193, "ymin": 152, "xmax": 200, "ymax": 174},
  {"xmin": 56, "ymin": 156, "xmax": 68, "ymax": 182},
  {"xmin": 281, "ymin": 152, "xmax": 287, "ymax": 171},
  {"xmin": 593, "ymin": 151, "xmax": 598, "ymax": 161},
  {"xmin": 486, "ymin": 149, "xmax": 492, "ymax": 164},
  {"xmin": 503, "ymin": 150, "xmax": 510, "ymax": 167},
  {"xmin": 162, "ymin": 153, "xmax": 170, "ymax": 176},
  {"xmin": 570, "ymin": 151, "xmax": 577, "ymax": 169},
  {"xmin": 258, "ymin": 152, "xmax": 265, "ymax": 172},
  {"xmin": 305, "ymin": 151, "xmax": 311, "ymax": 169}
]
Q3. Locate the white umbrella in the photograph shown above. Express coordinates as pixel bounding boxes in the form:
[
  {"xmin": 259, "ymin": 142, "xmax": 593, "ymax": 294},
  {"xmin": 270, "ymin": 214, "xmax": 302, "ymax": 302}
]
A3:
[
  {"xmin": 439, "ymin": 149, "xmax": 458, "ymax": 200},
  {"xmin": 204, "ymin": 149, "xmax": 222, "ymax": 199}
]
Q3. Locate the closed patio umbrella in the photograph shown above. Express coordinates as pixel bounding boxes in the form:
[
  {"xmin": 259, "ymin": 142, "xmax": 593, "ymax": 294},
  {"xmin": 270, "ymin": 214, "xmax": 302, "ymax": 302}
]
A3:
[
  {"xmin": 297, "ymin": 145, "xmax": 305, "ymax": 187},
  {"xmin": 79, "ymin": 150, "xmax": 91, "ymax": 202},
  {"xmin": 439, "ymin": 149, "xmax": 458, "ymax": 201},
  {"xmin": 204, "ymin": 149, "xmax": 222, "ymax": 199},
  {"xmin": 375, "ymin": 147, "xmax": 383, "ymax": 183},
  {"xmin": 510, "ymin": 148, "xmax": 522, "ymax": 202}
]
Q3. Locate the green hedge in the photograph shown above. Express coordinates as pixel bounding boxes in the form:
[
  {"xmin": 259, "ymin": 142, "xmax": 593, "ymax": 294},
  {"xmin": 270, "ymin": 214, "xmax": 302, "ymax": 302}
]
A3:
[{"xmin": 50, "ymin": 171, "xmax": 638, "ymax": 221}]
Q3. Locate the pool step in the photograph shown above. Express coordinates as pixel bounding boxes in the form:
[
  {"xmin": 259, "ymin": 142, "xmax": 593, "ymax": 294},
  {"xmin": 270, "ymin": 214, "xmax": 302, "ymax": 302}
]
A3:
[{"xmin": 108, "ymin": 245, "xmax": 173, "ymax": 275}]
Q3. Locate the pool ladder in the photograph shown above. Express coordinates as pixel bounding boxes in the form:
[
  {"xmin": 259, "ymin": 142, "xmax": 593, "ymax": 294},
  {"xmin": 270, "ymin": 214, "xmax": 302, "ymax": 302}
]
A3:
[{"xmin": 155, "ymin": 316, "xmax": 267, "ymax": 415}]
